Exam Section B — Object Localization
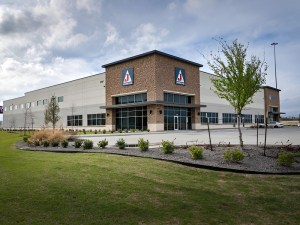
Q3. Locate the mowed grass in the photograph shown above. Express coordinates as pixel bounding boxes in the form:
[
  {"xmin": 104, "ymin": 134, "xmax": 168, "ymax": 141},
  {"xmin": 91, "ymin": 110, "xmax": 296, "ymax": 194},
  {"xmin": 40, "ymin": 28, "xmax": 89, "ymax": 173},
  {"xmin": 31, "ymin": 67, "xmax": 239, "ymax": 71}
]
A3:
[{"xmin": 0, "ymin": 131, "xmax": 299, "ymax": 225}]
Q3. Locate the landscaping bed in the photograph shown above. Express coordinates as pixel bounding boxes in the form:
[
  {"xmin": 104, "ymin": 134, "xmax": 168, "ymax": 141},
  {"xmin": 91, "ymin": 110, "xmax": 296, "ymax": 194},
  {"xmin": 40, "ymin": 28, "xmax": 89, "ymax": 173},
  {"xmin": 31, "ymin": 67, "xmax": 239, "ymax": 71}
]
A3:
[{"xmin": 16, "ymin": 141, "xmax": 300, "ymax": 174}]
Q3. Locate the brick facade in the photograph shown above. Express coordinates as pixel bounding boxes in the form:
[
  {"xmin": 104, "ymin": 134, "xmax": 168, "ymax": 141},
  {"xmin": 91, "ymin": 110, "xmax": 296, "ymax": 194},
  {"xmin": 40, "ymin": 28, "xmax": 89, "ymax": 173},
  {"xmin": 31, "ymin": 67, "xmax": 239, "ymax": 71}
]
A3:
[
  {"xmin": 263, "ymin": 86, "xmax": 281, "ymax": 122},
  {"xmin": 103, "ymin": 51, "xmax": 202, "ymax": 131}
]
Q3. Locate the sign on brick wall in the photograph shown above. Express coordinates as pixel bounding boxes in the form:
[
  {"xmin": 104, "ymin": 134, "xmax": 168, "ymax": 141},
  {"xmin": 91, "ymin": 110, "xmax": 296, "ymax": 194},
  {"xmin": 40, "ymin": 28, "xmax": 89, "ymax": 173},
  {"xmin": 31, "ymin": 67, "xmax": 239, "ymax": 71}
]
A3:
[
  {"xmin": 122, "ymin": 68, "xmax": 134, "ymax": 86},
  {"xmin": 175, "ymin": 68, "xmax": 185, "ymax": 85}
]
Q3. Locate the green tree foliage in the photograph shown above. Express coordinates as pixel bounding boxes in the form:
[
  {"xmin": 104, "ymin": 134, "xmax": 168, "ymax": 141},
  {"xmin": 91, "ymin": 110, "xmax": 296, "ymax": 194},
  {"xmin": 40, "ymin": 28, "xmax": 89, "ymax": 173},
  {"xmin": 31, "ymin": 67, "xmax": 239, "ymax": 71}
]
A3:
[
  {"xmin": 207, "ymin": 39, "xmax": 267, "ymax": 147},
  {"xmin": 44, "ymin": 96, "xmax": 60, "ymax": 131}
]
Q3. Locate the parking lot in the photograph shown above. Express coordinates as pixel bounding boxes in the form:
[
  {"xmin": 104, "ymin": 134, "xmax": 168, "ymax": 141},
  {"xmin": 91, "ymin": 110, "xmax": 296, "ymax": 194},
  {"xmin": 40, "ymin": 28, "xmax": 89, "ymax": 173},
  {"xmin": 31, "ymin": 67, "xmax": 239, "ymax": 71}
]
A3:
[{"xmin": 83, "ymin": 126, "xmax": 300, "ymax": 147}]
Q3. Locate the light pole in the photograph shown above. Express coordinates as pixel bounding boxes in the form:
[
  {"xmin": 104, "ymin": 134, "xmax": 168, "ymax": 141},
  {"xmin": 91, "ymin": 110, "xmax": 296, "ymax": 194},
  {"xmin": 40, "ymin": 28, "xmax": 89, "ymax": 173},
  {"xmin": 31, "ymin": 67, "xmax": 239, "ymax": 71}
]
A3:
[{"xmin": 271, "ymin": 42, "xmax": 278, "ymax": 89}]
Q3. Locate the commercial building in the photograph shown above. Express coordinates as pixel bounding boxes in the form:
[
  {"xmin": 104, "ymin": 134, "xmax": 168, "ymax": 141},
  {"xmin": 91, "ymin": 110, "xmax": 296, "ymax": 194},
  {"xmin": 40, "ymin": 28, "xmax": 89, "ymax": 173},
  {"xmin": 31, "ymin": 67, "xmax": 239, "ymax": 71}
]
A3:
[{"xmin": 3, "ymin": 50, "xmax": 282, "ymax": 131}]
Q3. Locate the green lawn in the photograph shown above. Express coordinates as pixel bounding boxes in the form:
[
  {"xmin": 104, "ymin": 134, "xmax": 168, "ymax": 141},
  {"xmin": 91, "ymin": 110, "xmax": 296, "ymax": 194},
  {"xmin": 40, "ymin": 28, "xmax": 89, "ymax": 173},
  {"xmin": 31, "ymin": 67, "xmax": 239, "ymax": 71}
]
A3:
[{"xmin": 0, "ymin": 131, "xmax": 299, "ymax": 225}]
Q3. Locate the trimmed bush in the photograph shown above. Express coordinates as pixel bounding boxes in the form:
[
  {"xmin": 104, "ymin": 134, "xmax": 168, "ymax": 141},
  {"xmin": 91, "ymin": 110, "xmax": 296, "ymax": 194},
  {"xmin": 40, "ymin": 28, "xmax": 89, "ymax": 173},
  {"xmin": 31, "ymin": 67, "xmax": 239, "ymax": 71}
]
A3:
[
  {"xmin": 98, "ymin": 139, "xmax": 108, "ymax": 149},
  {"xmin": 188, "ymin": 146, "xmax": 204, "ymax": 160},
  {"xmin": 83, "ymin": 140, "xmax": 93, "ymax": 149},
  {"xmin": 277, "ymin": 151, "xmax": 295, "ymax": 167},
  {"xmin": 102, "ymin": 129, "xmax": 106, "ymax": 134},
  {"xmin": 161, "ymin": 140, "xmax": 174, "ymax": 154},
  {"xmin": 224, "ymin": 148, "xmax": 232, "ymax": 162},
  {"xmin": 116, "ymin": 138, "xmax": 126, "ymax": 149},
  {"xmin": 94, "ymin": 130, "xmax": 98, "ymax": 134},
  {"xmin": 224, "ymin": 148, "xmax": 244, "ymax": 162},
  {"xmin": 61, "ymin": 140, "xmax": 68, "ymax": 148},
  {"xmin": 74, "ymin": 139, "xmax": 83, "ymax": 148},
  {"xmin": 138, "ymin": 138, "xmax": 149, "ymax": 151},
  {"xmin": 231, "ymin": 148, "xmax": 245, "ymax": 162},
  {"xmin": 83, "ymin": 129, "xmax": 86, "ymax": 134},
  {"xmin": 51, "ymin": 140, "xmax": 59, "ymax": 147}
]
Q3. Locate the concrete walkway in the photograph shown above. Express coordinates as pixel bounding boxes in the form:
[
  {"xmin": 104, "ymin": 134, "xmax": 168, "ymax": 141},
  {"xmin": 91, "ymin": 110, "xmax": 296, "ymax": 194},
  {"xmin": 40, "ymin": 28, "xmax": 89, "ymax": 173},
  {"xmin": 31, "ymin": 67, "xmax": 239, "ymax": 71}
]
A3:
[{"xmin": 80, "ymin": 126, "xmax": 300, "ymax": 147}]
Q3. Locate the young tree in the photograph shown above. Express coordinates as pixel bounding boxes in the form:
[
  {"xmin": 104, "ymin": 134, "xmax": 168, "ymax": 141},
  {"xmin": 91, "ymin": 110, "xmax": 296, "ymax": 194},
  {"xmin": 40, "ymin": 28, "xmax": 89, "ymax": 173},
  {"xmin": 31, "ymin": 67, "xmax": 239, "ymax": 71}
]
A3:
[
  {"xmin": 44, "ymin": 96, "xmax": 60, "ymax": 131},
  {"xmin": 207, "ymin": 39, "xmax": 267, "ymax": 147},
  {"xmin": 23, "ymin": 107, "xmax": 32, "ymax": 135}
]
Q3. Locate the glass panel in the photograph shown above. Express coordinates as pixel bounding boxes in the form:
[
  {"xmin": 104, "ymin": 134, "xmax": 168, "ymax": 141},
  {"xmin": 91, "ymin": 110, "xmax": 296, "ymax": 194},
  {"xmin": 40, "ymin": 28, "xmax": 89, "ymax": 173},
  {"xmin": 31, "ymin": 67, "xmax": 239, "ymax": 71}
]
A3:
[
  {"xmin": 167, "ymin": 93, "xmax": 173, "ymax": 102},
  {"xmin": 174, "ymin": 94, "xmax": 180, "ymax": 103},
  {"xmin": 143, "ymin": 116, "xmax": 147, "ymax": 130},
  {"xmin": 129, "ymin": 117, "xmax": 135, "ymax": 129},
  {"xmin": 128, "ymin": 95, "xmax": 134, "ymax": 103},
  {"xmin": 121, "ymin": 96, "xmax": 128, "ymax": 104},
  {"xmin": 122, "ymin": 118, "xmax": 128, "ymax": 130},
  {"xmin": 142, "ymin": 93, "xmax": 147, "ymax": 102},
  {"xmin": 180, "ymin": 95, "xmax": 186, "ymax": 104},
  {"xmin": 129, "ymin": 110, "xmax": 135, "ymax": 117},
  {"xmin": 135, "ymin": 94, "xmax": 142, "ymax": 102},
  {"xmin": 164, "ymin": 93, "xmax": 168, "ymax": 102},
  {"xmin": 180, "ymin": 117, "xmax": 186, "ymax": 130}
]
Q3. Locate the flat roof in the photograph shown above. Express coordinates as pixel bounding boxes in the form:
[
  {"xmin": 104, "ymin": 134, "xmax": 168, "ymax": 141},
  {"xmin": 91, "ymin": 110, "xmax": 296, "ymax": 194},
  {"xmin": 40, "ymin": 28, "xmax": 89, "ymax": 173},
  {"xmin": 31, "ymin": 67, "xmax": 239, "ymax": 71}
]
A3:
[
  {"xmin": 102, "ymin": 50, "xmax": 203, "ymax": 68},
  {"xmin": 25, "ymin": 72, "xmax": 105, "ymax": 94},
  {"xmin": 262, "ymin": 85, "xmax": 281, "ymax": 91}
]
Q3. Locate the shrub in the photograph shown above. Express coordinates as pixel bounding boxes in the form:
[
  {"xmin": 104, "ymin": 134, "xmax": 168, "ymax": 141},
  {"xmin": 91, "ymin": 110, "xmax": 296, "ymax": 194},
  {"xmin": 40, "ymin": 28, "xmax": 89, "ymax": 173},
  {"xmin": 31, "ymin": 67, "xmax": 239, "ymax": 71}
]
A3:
[
  {"xmin": 30, "ymin": 130, "xmax": 52, "ymax": 143},
  {"xmin": 277, "ymin": 151, "xmax": 295, "ymax": 167},
  {"xmin": 231, "ymin": 148, "xmax": 245, "ymax": 162},
  {"xmin": 61, "ymin": 140, "xmax": 68, "ymax": 148},
  {"xmin": 49, "ymin": 130, "xmax": 66, "ymax": 142},
  {"xmin": 116, "ymin": 138, "xmax": 126, "ymax": 149},
  {"xmin": 94, "ymin": 130, "xmax": 98, "ymax": 134},
  {"xmin": 224, "ymin": 148, "xmax": 232, "ymax": 162},
  {"xmin": 146, "ymin": 128, "xmax": 150, "ymax": 132},
  {"xmin": 42, "ymin": 140, "xmax": 50, "ymax": 147},
  {"xmin": 83, "ymin": 129, "xmax": 86, "ymax": 134},
  {"xmin": 98, "ymin": 139, "xmax": 108, "ymax": 149},
  {"xmin": 23, "ymin": 136, "xmax": 29, "ymax": 142},
  {"xmin": 83, "ymin": 140, "xmax": 94, "ymax": 150},
  {"xmin": 138, "ymin": 138, "xmax": 149, "ymax": 151},
  {"xmin": 161, "ymin": 140, "xmax": 174, "ymax": 154},
  {"xmin": 118, "ymin": 129, "xmax": 122, "ymax": 133},
  {"xmin": 51, "ymin": 140, "xmax": 60, "ymax": 147},
  {"xmin": 188, "ymin": 146, "xmax": 204, "ymax": 160},
  {"xmin": 74, "ymin": 139, "xmax": 83, "ymax": 148},
  {"xmin": 130, "ymin": 128, "xmax": 135, "ymax": 133},
  {"xmin": 33, "ymin": 140, "xmax": 40, "ymax": 146},
  {"xmin": 102, "ymin": 129, "xmax": 106, "ymax": 134},
  {"xmin": 224, "ymin": 148, "xmax": 244, "ymax": 162}
]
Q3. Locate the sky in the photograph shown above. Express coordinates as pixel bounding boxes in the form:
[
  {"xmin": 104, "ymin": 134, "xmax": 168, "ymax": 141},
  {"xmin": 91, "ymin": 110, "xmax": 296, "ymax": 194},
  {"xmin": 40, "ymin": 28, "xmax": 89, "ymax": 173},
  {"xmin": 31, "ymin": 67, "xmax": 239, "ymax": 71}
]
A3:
[{"xmin": 1, "ymin": 0, "xmax": 300, "ymax": 121}]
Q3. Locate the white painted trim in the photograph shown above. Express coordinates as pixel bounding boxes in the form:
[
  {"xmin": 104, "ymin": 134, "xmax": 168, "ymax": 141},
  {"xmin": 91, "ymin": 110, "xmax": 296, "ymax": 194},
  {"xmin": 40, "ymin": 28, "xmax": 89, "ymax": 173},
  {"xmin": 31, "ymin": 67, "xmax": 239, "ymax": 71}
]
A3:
[
  {"xmin": 111, "ymin": 90, "xmax": 147, "ymax": 97},
  {"xmin": 163, "ymin": 90, "xmax": 195, "ymax": 96}
]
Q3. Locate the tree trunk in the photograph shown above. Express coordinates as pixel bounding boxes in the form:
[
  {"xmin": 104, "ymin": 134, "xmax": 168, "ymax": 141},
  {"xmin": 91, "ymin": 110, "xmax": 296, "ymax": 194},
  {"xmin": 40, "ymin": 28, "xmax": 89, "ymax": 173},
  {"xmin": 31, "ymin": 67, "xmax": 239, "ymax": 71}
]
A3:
[{"xmin": 237, "ymin": 113, "xmax": 243, "ymax": 148}]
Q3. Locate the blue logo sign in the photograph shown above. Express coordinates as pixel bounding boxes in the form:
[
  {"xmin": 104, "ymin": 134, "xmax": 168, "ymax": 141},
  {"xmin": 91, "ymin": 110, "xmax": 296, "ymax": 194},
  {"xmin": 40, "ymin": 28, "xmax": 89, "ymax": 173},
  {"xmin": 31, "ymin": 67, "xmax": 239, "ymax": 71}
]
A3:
[
  {"xmin": 122, "ymin": 68, "xmax": 134, "ymax": 86},
  {"xmin": 175, "ymin": 68, "xmax": 185, "ymax": 85}
]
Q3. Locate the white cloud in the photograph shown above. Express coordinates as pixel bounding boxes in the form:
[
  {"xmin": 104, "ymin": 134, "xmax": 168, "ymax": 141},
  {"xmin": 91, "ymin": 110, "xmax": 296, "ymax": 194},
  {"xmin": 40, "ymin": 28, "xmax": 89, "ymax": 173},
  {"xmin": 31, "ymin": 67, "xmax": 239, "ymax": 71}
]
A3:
[
  {"xmin": 0, "ymin": 0, "xmax": 300, "ymax": 119},
  {"xmin": 167, "ymin": 2, "xmax": 177, "ymax": 11},
  {"xmin": 76, "ymin": 0, "xmax": 102, "ymax": 14},
  {"xmin": 132, "ymin": 23, "xmax": 169, "ymax": 52},
  {"xmin": 104, "ymin": 23, "xmax": 122, "ymax": 46}
]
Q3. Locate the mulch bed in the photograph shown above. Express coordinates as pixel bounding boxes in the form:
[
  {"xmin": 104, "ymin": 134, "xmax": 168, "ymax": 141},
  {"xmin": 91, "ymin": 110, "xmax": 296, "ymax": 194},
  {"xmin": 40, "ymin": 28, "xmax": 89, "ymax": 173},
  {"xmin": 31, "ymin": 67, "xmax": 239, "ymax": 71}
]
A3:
[{"xmin": 16, "ymin": 141, "xmax": 300, "ymax": 175}]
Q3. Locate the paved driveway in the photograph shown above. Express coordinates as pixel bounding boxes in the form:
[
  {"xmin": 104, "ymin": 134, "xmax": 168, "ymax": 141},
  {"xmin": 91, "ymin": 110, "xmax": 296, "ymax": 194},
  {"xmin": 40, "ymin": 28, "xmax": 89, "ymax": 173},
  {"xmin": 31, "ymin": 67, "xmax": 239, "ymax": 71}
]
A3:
[{"xmin": 82, "ymin": 126, "xmax": 300, "ymax": 147}]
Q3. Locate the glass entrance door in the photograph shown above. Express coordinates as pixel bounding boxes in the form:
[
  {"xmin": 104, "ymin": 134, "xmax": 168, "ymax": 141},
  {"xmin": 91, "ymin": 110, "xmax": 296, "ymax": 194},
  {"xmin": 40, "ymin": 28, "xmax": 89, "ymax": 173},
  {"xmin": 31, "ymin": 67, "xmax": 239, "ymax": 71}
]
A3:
[{"xmin": 174, "ymin": 116, "xmax": 179, "ymax": 130}]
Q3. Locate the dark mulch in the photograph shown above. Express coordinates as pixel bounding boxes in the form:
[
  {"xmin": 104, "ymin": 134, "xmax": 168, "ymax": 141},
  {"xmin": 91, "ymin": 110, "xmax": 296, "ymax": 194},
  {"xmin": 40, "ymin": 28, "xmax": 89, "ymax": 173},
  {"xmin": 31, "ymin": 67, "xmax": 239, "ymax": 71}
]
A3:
[{"xmin": 16, "ymin": 141, "xmax": 300, "ymax": 175}]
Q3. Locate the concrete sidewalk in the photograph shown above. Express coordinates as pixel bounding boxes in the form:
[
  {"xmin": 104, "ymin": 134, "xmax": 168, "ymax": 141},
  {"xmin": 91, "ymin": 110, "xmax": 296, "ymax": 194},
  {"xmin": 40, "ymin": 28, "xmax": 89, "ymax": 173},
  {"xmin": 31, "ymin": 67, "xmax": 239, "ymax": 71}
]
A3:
[{"xmin": 80, "ymin": 126, "xmax": 300, "ymax": 147}]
